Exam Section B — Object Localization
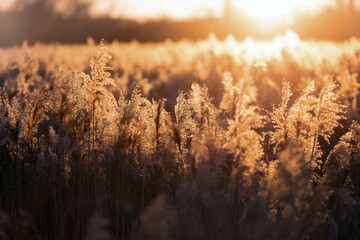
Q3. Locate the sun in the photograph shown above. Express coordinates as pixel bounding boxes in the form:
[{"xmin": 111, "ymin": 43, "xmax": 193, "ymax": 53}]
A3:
[
  {"xmin": 241, "ymin": 0, "xmax": 293, "ymax": 20},
  {"xmin": 232, "ymin": 0, "xmax": 327, "ymax": 22}
]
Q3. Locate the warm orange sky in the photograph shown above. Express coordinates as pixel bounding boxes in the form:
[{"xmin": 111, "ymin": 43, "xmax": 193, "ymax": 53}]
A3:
[
  {"xmin": 91, "ymin": 0, "xmax": 334, "ymax": 20},
  {"xmin": 0, "ymin": 0, "xmax": 344, "ymax": 20}
]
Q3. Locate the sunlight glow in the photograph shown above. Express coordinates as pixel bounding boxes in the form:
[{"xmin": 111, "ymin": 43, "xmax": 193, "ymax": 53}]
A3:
[
  {"xmin": 0, "ymin": 0, "xmax": 334, "ymax": 20},
  {"xmin": 0, "ymin": 0, "xmax": 16, "ymax": 11},
  {"xmin": 233, "ymin": 0, "xmax": 330, "ymax": 21},
  {"xmin": 91, "ymin": 0, "xmax": 223, "ymax": 20}
]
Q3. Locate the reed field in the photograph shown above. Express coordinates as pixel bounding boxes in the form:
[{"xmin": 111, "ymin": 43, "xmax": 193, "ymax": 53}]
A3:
[{"xmin": 1, "ymin": 31, "xmax": 360, "ymax": 239}]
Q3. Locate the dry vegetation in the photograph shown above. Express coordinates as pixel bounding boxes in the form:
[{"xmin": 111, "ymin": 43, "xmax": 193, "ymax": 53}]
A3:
[{"xmin": 1, "ymin": 31, "xmax": 360, "ymax": 239}]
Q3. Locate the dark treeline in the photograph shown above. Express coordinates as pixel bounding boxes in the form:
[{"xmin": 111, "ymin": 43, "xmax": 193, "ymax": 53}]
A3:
[{"xmin": 1, "ymin": 0, "xmax": 360, "ymax": 46}]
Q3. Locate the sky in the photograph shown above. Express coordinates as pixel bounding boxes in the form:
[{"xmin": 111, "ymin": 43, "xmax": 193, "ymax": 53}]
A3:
[
  {"xmin": 0, "ymin": 0, "xmax": 341, "ymax": 20},
  {"xmin": 89, "ymin": 0, "xmax": 333, "ymax": 20}
]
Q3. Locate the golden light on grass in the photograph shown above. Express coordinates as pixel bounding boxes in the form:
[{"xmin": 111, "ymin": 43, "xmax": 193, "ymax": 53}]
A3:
[{"xmin": 2, "ymin": 1, "xmax": 360, "ymax": 239}]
